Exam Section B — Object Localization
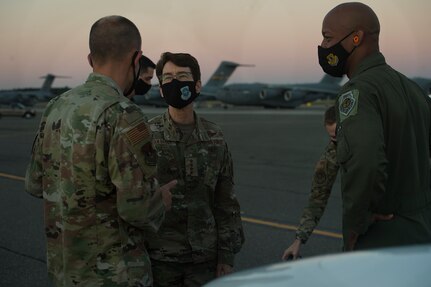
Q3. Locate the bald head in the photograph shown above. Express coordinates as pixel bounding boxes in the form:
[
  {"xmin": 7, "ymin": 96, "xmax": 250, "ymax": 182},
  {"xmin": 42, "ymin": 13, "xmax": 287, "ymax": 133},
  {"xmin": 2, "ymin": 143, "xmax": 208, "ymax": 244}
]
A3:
[
  {"xmin": 323, "ymin": 2, "xmax": 380, "ymax": 42},
  {"xmin": 89, "ymin": 15, "xmax": 141, "ymax": 65},
  {"xmin": 320, "ymin": 2, "xmax": 380, "ymax": 78}
]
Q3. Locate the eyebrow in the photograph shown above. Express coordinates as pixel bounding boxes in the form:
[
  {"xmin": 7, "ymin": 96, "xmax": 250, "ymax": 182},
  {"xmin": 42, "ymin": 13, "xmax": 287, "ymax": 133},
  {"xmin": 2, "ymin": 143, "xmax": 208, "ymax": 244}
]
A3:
[{"xmin": 163, "ymin": 71, "xmax": 191, "ymax": 74}]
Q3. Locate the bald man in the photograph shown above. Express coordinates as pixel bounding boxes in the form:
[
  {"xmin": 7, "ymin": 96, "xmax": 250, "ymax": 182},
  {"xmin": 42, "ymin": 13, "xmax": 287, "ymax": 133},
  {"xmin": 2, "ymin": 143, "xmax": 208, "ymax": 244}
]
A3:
[
  {"xmin": 25, "ymin": 15, "xmax": 175, "ymax": 286},
  {"xmin": 318, "ymin": 2, "xmax": 431, "ymax": 251}
]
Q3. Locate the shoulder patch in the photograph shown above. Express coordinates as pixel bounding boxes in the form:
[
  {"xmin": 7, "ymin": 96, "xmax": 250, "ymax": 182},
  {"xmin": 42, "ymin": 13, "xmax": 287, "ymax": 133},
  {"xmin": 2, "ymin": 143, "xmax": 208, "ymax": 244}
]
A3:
[
  {"xmin": 338, "ymin": 90, "xmax": 359, "ymax": 122},
  {"xmin": 126, "ymin": 122, "xmax": 150, "ymax": 146}
]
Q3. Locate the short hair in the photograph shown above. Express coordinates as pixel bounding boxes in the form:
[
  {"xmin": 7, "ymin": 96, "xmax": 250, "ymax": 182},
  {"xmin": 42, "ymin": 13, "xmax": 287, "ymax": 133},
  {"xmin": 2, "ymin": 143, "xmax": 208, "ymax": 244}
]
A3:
[
  {"xmin": 140, "ymin": 55, "xmax": 156, "ymax": 70},
  {"xmin": 156, "ymin": 52, "xmax": 201, "ymax": 84},
  {"xmin": 89, "ymin": 15, "xmax": 141, "ymax": 64},
  {"xmin": 324, "ymin": 106, "xmax": 336, "ymax": 125}
]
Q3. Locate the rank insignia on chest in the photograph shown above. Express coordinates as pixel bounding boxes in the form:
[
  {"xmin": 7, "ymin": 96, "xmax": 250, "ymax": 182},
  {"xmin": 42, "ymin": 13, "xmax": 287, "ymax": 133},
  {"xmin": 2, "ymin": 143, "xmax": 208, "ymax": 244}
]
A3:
[
  {"xmin": 185, "ymin": 157, "xmax": 198, "ymax": 177},
  {"xmin": 142, "ymin": 142, "xmax": 157, "ymax": 166},
  {"xmin": 339, "ymin": 90, "xmax": 359, "ymax": 122}
]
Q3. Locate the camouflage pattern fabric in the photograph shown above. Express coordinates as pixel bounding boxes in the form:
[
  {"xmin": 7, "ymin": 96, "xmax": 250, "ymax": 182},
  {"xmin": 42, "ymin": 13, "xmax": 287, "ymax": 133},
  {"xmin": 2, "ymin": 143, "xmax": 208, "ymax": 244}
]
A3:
[
  {"xmin": 146, "ymin": 111, "xmax": 244, "ymax": 273},
  {"xmin": 296, "ymin": 140, "xmax": 339, "ymax": 243},
  {"xmin": 25, "ymin": 73, "xmax": 164, "ymax": 286}
]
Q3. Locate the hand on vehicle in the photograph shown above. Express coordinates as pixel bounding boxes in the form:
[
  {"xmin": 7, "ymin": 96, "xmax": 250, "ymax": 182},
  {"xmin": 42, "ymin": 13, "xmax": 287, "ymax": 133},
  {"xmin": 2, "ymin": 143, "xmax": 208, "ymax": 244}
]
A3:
[{"xmin": 217, "ymin": 264, "xmax": 233, "ymax": 277}]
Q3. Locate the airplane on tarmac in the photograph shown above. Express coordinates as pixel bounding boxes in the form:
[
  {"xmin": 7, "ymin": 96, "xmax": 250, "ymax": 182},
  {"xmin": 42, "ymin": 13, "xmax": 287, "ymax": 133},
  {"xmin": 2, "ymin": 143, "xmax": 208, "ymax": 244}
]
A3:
[
  {"xmin": 0, "ymin": 74, "xmax": 66, "ymax": 106},
  {"xmin": 133, "ymin": 61, "xmax": 254, "ymax": 106},
  {"xmin": 215, "ymin": 74, "xmax": 344, "ymax": 109},
  {"xmin": 215, "ymin": 75, "xmax": 431, "ymax": 108}
]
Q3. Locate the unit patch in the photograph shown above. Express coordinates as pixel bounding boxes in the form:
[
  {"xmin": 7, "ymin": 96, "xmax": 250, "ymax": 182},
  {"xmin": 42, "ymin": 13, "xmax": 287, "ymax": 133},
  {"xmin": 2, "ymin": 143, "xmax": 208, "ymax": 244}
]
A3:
[{"xmin": 338, "ymin": 90, "xmax": 359, "ymax": 122}]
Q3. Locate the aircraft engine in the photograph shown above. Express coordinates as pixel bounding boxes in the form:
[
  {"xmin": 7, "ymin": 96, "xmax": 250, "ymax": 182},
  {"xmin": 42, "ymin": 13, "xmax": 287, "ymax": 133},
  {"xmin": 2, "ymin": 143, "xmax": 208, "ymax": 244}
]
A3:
[
  {"xmin": 286, "ymin": 89, "xmax": 307, "ymax": 102},
  {"xmin": 259, "ymin": 88, "xmax": 287, "ymax": 100}
]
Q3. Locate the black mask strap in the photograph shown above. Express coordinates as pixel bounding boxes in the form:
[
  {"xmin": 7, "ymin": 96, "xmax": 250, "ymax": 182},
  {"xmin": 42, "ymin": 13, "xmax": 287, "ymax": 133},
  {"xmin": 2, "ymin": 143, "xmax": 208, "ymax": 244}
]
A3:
[
  {"xmin": 339, "ymin": 31, "xmax": 355, "ymax": 45},
  {"xmin": 124, "ymin": 51, "xmax": 141, "ymax": 97}
]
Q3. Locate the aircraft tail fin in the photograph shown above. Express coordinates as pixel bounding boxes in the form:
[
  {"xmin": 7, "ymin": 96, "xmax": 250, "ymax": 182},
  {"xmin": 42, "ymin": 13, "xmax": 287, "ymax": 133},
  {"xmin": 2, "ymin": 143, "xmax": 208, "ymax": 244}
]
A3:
[
  {"xmin": 319, "ymin": 74, "xmax": 344, "ymax": 85},
  {"xmin": 204, "ymin": 61, "xmax": 254, "ymax": 88},
  {"xmin": 40, "ymin": 74, "xmax": 56, "ymax": 92}
]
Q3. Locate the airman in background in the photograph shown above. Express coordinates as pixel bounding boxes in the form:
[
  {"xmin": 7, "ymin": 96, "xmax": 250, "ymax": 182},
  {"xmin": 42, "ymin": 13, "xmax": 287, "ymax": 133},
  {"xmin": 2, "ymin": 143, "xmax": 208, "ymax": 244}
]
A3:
[
  {"xmin": 133, "ymin": 55, "xmax": 156, "ymax": 97},
  {"xmin": 282, "ymin": 106, "xmax": 339, "ymax": 260}
]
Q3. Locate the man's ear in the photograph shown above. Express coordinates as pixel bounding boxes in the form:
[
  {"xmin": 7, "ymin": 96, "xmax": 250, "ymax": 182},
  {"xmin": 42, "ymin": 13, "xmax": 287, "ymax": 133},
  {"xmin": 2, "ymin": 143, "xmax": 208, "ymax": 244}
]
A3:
[
  {"xmin": 87, "ymin": 54, "xmax": 93, "ymax": 68},
  {"xmin": 134, "ymin": 51, "xmax": 143, "ymax": 66},
  {"xmin": 353, "ymin": 30, "xmax": 364, "ymax": 46},
  {"xmin": 195, "ymin": 80, "xmax": 202, "ymax": 93}
]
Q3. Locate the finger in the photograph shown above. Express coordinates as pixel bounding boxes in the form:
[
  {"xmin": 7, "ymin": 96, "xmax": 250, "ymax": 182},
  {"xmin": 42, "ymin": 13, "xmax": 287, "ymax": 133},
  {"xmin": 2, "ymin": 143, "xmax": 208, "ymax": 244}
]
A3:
[
  {"xmin": 163, "ymin": 179, "xmax": 178, "ymax": 190},
  {"xmin": 281, "ymin": 250, "xmax": 291, "ymax": 260},
  {"xmin": 283, "ymin": 254, "xmax": 294, "ymax": 261}
]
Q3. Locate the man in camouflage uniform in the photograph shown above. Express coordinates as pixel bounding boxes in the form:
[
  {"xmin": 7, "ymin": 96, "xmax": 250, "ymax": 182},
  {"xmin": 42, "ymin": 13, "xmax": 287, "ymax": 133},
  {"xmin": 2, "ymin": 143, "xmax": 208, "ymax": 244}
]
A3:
[
  {"xmin": 131, "ymin": 55, "xmax": 156, "ymax": 99},
  {"xmin": 25, "ymin": 16, "xmax": 175, "ymax": 286},
  {"xmin": 282, "ymin": 106, "xmax": 339, "ymax": 260},
  {"xmin": 318, "ymin": 3, "xmax": 431, "ymax": 250},
  {"xmin": 145, "ymin": 52, "xmax": 244, "ymax": 287}
]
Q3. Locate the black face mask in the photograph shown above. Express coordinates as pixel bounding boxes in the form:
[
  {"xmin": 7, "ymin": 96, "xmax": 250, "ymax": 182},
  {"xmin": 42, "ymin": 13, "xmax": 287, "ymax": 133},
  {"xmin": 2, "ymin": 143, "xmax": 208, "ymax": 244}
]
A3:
[
  {"xmin": 161, "ymin": 79, "xmax": 198, "ymax": 109},
  {"xmin": 124, "ymin": 51, "xmax": 142, "ymax": 97},
  {"xmin": 318, "ymin": 31, "xmax": 355, "ymax": 77},
  {"xmin": 135, "ymin": 79, "xmax": 152, "ymax": 95}
]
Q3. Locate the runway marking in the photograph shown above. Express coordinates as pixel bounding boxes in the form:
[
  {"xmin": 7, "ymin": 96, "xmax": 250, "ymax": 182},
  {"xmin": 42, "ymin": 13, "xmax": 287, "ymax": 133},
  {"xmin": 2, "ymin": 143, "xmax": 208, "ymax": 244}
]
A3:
[
  {"xmin": 0, "ymin": 172, "xmax": 25, "ymax": 181},
  {"xmin": 0, "ymin": 171, "xmax": 342, "ymax": 240},
  {"xmin": 242, "ymin": 216, "xmax": 342, "ymax": 239}
]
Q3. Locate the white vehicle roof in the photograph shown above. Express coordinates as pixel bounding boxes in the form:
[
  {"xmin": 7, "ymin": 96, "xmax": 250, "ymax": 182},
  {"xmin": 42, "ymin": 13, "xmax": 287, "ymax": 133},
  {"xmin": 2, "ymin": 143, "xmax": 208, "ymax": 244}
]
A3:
[{"xmin": 206, "ymin": 244, "xmax": 431, "ymax": 287}]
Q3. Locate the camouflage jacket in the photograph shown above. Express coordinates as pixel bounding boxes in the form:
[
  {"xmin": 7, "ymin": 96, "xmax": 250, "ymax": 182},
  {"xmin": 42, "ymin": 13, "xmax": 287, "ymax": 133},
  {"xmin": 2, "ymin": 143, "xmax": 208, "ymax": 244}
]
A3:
[
  {"xmin": 296, "ymin": 140, "xmax": 339, "ymax": 243},
  {"xmin": 146, "ymin": 111, "xmax": 244, "ymax": 266},
  {"xmin": 25, "ymin": 73, "xmax": 164, "ymax": 287}
]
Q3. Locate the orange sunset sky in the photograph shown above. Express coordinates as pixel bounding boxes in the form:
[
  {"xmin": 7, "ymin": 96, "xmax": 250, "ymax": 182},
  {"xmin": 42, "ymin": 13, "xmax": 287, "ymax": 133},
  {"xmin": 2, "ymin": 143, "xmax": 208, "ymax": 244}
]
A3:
[{"xmin": 0, "ymin": 0, "xmax": 430, "ymax": 90}]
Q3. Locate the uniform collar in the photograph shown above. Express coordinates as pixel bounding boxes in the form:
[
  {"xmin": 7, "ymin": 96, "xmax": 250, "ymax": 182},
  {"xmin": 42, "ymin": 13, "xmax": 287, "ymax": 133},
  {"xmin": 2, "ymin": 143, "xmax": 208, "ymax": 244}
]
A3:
[
  {"xmin": 162, "ymin": 110, "xmax": 211, "ymax": 142},
  {"xmin": 86, "ymin": 73, "xmax": 124, "ymax": 97},
  {"xmin": 351, "ymin": 52, "xmax": 386, "ymax": 79}
]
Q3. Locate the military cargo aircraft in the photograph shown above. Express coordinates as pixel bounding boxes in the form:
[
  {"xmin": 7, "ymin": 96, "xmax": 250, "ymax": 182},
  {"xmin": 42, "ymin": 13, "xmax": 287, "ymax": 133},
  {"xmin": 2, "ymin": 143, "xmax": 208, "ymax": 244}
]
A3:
[
  {"xmin": 132, "ymin": 61, "xmax": 254, "ymax": 107},
  {"xmin": 215, "ymin": 74, "xmax": 344, "ymax": 109},
  {"xmin": 0, "ymin": 74, "xmax": 67, "ymax": 106},
  {"xmin": 215, "ymin": 75, "xmax": 431, "ymax": 109}
]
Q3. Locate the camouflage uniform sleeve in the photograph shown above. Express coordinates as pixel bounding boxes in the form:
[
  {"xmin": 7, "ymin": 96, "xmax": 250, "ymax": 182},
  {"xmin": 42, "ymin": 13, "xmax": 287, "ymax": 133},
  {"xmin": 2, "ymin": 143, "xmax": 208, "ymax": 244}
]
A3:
[
  {"xmin": 296, "ymin": 141, "xmax": 339, "ymax": 243},
  {"xmin": 107, "ymin": 105, "xmax": 165, "ymax": 231},
  {"xmin": 25, "ymin": 126, "xmax": 44, "ymax": 198},
  {"xmin": 214, "ymin": 142, "xmax": 244, "ymax": 266}
]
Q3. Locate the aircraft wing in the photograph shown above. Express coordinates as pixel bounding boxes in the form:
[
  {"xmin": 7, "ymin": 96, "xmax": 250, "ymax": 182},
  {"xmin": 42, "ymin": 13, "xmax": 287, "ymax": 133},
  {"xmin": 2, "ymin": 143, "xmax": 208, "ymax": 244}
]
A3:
[{"xmin": 266, "ymin": 84, "xmax": 340, "ymax": 95}]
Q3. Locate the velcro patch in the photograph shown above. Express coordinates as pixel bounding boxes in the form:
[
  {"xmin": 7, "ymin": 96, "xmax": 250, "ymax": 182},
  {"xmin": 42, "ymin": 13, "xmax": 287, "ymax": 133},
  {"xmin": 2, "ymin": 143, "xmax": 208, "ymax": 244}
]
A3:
[
  {"xmin": 126, "ymin": 122, "xmax": 150, "ymax": 146},
  {"xmin": 339, "ymin": 90, "xmax": 359, "ymax": 123}
]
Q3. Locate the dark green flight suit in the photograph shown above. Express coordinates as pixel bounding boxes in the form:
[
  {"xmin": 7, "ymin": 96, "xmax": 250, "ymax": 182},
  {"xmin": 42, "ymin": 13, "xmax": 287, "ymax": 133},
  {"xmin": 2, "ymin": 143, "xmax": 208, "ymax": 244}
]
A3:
[{"xmin": 335, "ymin": 52, "xmax": 431, "ymax": 250}]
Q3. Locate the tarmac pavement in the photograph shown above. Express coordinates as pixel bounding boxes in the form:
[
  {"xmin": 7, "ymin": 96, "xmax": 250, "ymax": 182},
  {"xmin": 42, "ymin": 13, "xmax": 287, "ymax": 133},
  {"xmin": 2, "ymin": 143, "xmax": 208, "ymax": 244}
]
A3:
[{"xmin": 0, "ymin": 105, "xmax": 342, "ymax": 286}]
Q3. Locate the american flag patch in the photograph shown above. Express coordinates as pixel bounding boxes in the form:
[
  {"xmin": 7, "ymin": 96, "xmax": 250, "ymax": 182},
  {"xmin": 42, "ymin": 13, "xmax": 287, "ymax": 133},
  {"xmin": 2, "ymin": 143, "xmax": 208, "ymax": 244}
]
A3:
[{"xmin": 126, "ymin": 122, "xmax": 150, "ymax": 146}]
